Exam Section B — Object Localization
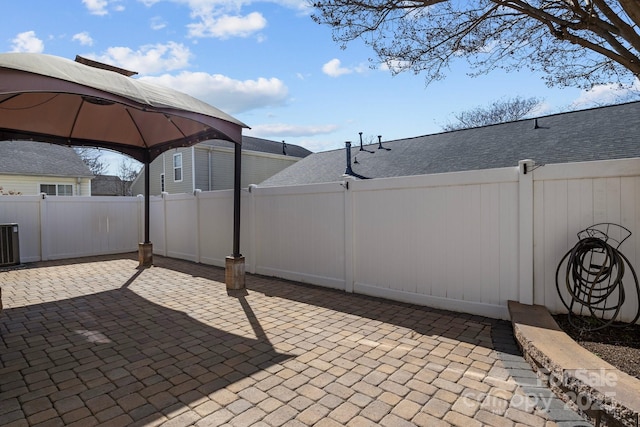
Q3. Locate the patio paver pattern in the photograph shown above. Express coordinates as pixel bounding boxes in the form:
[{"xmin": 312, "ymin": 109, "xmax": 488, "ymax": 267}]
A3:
[{"xmin": 0, "ymin": 254, "xmax": 590, "ymax": 426}]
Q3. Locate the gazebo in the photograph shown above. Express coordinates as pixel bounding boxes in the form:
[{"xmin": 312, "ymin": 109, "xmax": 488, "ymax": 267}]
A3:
[{"xmin": 0, "ymin": 52, "xmax": 249, "ymax": 288}]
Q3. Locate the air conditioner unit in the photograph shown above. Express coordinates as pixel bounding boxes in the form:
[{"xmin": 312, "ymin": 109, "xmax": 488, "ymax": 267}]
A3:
[{"xmin": 0, "ymin": 223, "xmax": 20, "ymax": 267}]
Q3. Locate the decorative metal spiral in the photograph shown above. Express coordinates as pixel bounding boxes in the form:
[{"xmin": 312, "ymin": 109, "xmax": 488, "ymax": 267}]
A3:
[{"xmin": 556, "ymin": 223, "xmax": 640, "ymax": 331}]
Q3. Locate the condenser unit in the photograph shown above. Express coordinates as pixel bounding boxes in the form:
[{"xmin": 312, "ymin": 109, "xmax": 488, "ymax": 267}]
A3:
[{"xmin": 0, "ymin": 223, "xmax": 20, "ymax": 267}]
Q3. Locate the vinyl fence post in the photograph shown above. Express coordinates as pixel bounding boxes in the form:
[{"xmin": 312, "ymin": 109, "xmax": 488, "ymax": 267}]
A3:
[
  {"xmin": 518, "ymin": 159, "xmax": 535, "ymax": 305},
  {"xmin": 39, "ymin": 193, "xmax": 48, "ymax": 261},
  {"xmin": 343, "ymin": 175, "xmax": 355, "ymax": 293},
  {"xmin": 248, "ymin": 184, "xmax": 258, "ymax": 274},
  {"xmin": 194, "ymin": 189, "xmax": 201, "ymax": 263}
]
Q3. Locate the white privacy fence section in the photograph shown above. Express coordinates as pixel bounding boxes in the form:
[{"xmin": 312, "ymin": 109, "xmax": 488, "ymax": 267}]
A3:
[
  {"xmin": 532, "ymin": 158, "xmax": 640, "ymax": 324},
  {"xmin": 349, "ymin": 169, "xmax": 520, "ymax": 319},
  {"xmin": 0, "ymin": 195, "xmax": 142, "ymax": 262},
  {"xmin": 151, "ymin": 167, "xmax": 523, "ymax": 319},
  {"xmin": 3, "ymin": 158, "xmax": 640, "ymax": 322},
  {"xmin": 250, "ymin": 184, "xmax": 346, "ymax": 289}
]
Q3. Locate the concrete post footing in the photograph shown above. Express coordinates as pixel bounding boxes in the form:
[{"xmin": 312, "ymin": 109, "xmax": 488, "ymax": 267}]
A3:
[
  {"xmin": 138, "ymin": 243, "xmax": 153, "ymax": 267},
  {"xmin": 225, "ymin": 255, "xmax": 245, "ymax": 290}
]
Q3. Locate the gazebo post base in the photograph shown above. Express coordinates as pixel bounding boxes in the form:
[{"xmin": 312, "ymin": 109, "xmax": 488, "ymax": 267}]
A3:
[
  {"xmin": 225, "ymin": 256, "xmax": 245, "ymax": 290},
  {"xmin": 138, "ymin": 243, "xmax": 153, "ymax": 267}
]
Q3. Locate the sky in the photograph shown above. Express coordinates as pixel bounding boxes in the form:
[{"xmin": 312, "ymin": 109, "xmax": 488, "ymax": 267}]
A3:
[{"xmin": 2, "ymin": 0, "xmax": 639, "ymax": 174}]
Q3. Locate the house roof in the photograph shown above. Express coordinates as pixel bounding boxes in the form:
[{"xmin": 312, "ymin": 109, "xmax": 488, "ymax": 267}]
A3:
[
  {"xmin": 91, "ymin": 175, "xmax": 128, "ymax": 196},
  {"xmin": 200, "ymin": 135, "xmax": 312, "ymax": 158},
  {"xmin": 259, "ymin": 101, "xmax": 640, "ymax": 187},
  {"xmin": 0, "ymin": 140, "xmax": 93, "ymax": 177}
]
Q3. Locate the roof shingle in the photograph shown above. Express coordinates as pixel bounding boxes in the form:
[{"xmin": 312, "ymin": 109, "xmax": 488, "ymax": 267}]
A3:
[
  {"xmin": 260, "ymin": 101, "xmax": 640, "ymax": 187},
  {"xmin": 0, "ymin": 141, "xmax": 93, "ymax": 177}
]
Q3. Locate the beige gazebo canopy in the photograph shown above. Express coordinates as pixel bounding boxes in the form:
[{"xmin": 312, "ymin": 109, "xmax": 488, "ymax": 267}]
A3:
[{"xmin": 0, "ymin": 53, "xmax": 248, "ymax": 274}]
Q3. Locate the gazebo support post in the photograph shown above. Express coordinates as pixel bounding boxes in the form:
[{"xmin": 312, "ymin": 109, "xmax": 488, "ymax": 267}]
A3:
[
  {"xmin": 139, "ymin": 152, "xmax": 153, "ymax": 267},
  {"xmin": 226, "ymin": 141, "xmax": 245, "ymax": 289}
]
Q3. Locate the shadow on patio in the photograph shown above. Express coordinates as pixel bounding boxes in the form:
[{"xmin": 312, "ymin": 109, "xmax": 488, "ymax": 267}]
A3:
[
  {"xmin": 0, "ymin": 261, "xmax": 291, "ymax": 426},
  {"xmin": 150, "ymin": 254, "xmax": 519, "ymax": 358},
  {"xmin": 0, "ymin": 254, "xmax": 587, "ymax": 426}
]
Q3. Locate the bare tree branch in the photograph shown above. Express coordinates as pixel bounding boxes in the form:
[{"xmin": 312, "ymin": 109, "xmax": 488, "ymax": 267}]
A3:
[
  {"xmin": 441, "ymin": 96, "xmax": 542, "ymax": 131},
  {"xmin": 311, "ymin": 0, "xmax": 640, "ymax": 87}
]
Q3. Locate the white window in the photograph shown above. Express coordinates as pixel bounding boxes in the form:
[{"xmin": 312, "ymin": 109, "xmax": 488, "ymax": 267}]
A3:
[
  {"xmin": 40, "ymin": 184, "xmax": 73, "ymax": 196},
  {"xmin": 160, "ymin": 173, "xmax": 165, "ymax": 192},
  {"xmin": 57, "ymin": 184, "xmax": 73, "ymax": 196},
  {"xmin": 173, "ymin": 153, "xmax": 183, "ymax": 182}
]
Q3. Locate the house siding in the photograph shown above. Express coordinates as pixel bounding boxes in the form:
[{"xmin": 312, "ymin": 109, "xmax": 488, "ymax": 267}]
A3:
[
  {"xmin": 211, "ymin": 150, "xmax": 235, "ymax": 191},
  {"xmin": 0, "ymin": 175, "xmax": 91, "ymax": 196},
  {"xmin": 241, "ymin": 152, "xmax": 299, "ymax": 187},
  {"xmin": 131, "ymin": 142, "xmax": 306, "ymax": 195},
  {"xmin": 148, "ymin": 157, "xmax": 164, "ymax": 195},
  {"xmin": 210, "ymin": 148, "xmax": 300, "ymax": 190},
  {"xmin": 194, "ymin": 147, "xmax": 211, "ymax": 191}
]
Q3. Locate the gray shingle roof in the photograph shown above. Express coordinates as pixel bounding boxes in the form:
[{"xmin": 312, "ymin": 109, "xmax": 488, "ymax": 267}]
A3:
[
  {"xmin": 91, "ymin": 175, "xmax": 129, "ymax": 196},
  {"xmin": 0, "ymin": 140, "xmax": 93, "ymax": 177},
  {"xmin": 260, "ymin": 101, "xmax": 640, "ymax": 187},
  {"xmin": 200, "ymin": 135, "xmax": 312, "ymax": 158}
]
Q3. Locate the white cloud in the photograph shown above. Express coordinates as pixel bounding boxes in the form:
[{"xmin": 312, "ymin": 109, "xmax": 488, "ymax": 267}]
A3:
[
  {"xmin": 141, "ymin": 71, "xmax": 289, "ymax": 114},
  {"xmin": 322, "ymin": 59, "xmax": 351, "ymax": 77},
  {"xmin": 294, "ymin": 137, "xmax": 342, "ymax": 153},
  {"xmin": 246, "ymin": 123, "xmax": 339, "ymax": 137},
  {"xmin": 82, "ymin": 0, "xmax": 109, "ymax": 15},
  {"xmin": 150, "ymin": 16, "xmax": 167, "ymax": 30},
  {"xmin": 187, "ymin": 11, "xmax": 267, "ymax": 39},
  {"xmin": 140, "ymin": 1, "xmax": 308, "ymax": 38},
  {"xmin": 82, "ymin": 0, "xmax": 124, "ymax": 15},
  {"xmin": 72, "ymin": 32, "xmax": 94, "ymax": 46},
  {"xmin": 571, "ymin": 80, "xmax": 640, "ymax": 108},
  {"xmin": 379, "ymin": 59, "xmax": 412, "ymax": 73},
  {"xmin": 10, "ymin": 31, "xmax": 44, "ymax": 53},
  {"xmin": 322, "ymin": 58, "xmax": 367, "ymax": 77},
  {"xmin": 92, "ymin": 42, "xmax": 191, "ymax": 74}
]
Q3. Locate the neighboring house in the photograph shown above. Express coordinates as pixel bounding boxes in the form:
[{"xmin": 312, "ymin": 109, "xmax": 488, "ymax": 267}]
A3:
[
  {"xmin": 130, "ymin": 135, "xmax": 312, "ymax": 196},
  {"xmin": 91, "ymin": 175, "xmax": 133, "ymax": 196},
  {"xmin": 0, "ymin": 140, "xmax": 93, "ymax": 196},
  {"xmin": 260, "ymin": 101, "xmax": 640, "ymax": 186}
]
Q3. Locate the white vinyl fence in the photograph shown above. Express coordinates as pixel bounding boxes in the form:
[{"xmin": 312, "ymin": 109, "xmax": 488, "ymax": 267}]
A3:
[
  {"xmin": 0, "ymin": 195, "xmax": 142, "ymax": 263},
  {"xmin": 3, "ymin": 158, "xmax": 640, "ymax": 321}
]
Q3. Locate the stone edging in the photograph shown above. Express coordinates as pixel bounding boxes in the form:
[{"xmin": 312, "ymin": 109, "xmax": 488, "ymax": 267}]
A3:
[{"xmin": 508, "ymin": 301, "xmax": 640, "ymax": 427}]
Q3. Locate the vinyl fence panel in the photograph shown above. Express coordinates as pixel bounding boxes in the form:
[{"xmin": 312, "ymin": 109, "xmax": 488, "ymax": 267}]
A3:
[
  {"xmin": 4, "ymin": 157, "xmax": 640, "ymax": 322},
  {"xmin": 0, "ymin": 195, "xmax": 42, "ymax": 263},
  {"xmin": 533, "ymin": 159, "xmax": 640, "ymax": 322}
]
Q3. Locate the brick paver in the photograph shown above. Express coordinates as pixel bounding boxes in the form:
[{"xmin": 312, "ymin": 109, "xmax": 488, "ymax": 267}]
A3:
[{"xmin": 1, "ymin": 254, "xmax": 591, "ymax": 426}]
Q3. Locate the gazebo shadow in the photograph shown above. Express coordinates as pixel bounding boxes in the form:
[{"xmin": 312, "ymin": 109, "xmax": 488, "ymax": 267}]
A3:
[
  {"xmin": 148, "ymin": 255, "xmax": 520, "ymax": 357},
  {"xmin": 0, "ymin": 274, "xmax": 291, "ymax": 426}
]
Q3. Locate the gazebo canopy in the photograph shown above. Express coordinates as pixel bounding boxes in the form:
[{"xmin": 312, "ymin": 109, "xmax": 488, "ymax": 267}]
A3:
[
  {"xmin": 0, "ymin": 52, "xmax": 247, "ymax": 162},
  {"xmin": 0, "ymin": 52, "xmax": 249, "ymax": 267}
]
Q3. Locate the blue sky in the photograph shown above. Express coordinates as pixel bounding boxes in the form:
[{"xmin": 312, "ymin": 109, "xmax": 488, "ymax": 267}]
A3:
[{"xmin": 3, "ymin": 0, "xmax": 638, "ymax": 174}]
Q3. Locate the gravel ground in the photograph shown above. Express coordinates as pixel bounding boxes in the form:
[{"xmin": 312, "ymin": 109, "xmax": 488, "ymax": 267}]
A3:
[{"xmin": 554, "ymin": 314, "xmax": 640, "ymax": 380}]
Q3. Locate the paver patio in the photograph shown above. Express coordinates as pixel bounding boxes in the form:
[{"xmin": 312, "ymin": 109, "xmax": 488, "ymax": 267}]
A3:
[{"xmin": 0, "ymin": 254, "xmax": 590, "ymax": 426}]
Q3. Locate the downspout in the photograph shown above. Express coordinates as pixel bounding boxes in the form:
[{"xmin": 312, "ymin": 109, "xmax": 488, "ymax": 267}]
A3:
[
  {"xmin": 191, "ymin": 146, "xmax": 196, "ymax": 193},
  {"xmin": 208, "ymin": 148, "xmax": 212, "ymax": 191}
]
